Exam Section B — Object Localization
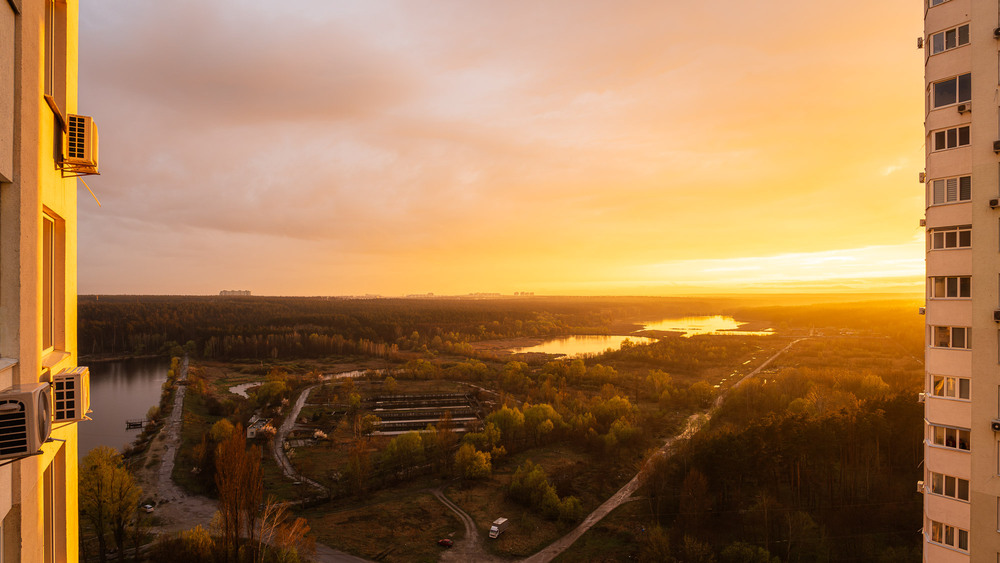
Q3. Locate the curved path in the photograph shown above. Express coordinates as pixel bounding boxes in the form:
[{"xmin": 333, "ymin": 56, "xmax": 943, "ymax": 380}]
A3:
[
  {"xmin": 519, "ymin": 337, "xmax": 808, "ymax": 563},
  {"xmin": 433, "ymin": 488, "xmax": 504, "ymax": 563},
  {"xmin": 271, "ymin": 382, "xmax": 327, "ymax": 492}
]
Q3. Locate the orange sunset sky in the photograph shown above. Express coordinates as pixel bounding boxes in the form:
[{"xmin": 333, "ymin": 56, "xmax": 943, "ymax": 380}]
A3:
[{"xmin": 78, "ymin": 1, "xmax": 924, "ymax": 296}]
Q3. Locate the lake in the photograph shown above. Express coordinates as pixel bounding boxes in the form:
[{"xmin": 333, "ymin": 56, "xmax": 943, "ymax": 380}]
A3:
[
  {"xmin": 507, "ymin": 335, "xmax": 656, "ymax": 358},
  {"xmin": 641, "ymin": 315, "xmax": 774, "ymax": 337},
  {"xmin": 77, "ymin": 357, "xmax": 170, "ymax": 459}
]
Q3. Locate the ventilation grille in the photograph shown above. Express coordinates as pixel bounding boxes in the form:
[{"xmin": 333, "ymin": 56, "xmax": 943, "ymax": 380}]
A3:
[
  {"xmin": 67, "ymin": 115, "xmax": 88, "ymax": 160},
  {"xmin": 0, "ymin": 400, "xmax": 29, "ymax": 457},
  {"xmin": 53, "ymin": 378, "xmax": 76, "ymax": 422}
]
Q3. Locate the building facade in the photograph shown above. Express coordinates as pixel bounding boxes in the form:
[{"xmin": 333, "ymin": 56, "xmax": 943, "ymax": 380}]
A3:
[
  {"xmin": 1, "ymin": 0, "xmax": 91, "ymax": 560},
  {"xmin": 922, "ymin": 0, "xmax": 1000, "ymax": 559}
]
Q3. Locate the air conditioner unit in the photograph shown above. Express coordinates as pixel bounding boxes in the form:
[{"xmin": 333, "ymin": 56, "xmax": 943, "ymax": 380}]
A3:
[
  {"xmin": 919, "ymin": 219, "xmax": 926, "ymax": 227},
  {"xmin": 61, "ymin": 114, "xmax": 99, "ymax": 173},
  {"xmin": 918, "ymin": 172, "xmax": 926, "ymax": 183},
  {"xmin": 53, "ymin": 366, "xmax": 90, "ymax": 422},
  {"xmin": 994, "ymin": 309, "xmax": 1000, "ymax": 322},
  {"xmin": 991, "ymin": 198, "xmax": 1000, "ymax": 209},
  {"xmin": 918, "ymin": 392, "xmax": 926, "ymax": 403},
  {"xmin": 992, "ymin": 420, "xmax": 1000, "ymax": 431},
  {"xmin": 917, "ymin": 480, "xmax": 924, "ymax": 493},
  {"xmin": 918, "ymin": 307, "xmax": 926, "ymax": 315},
  {"xmin": 957, "ymin": 103, "xmax": 971, "ymax": 114},
  {"xmin": 993, "ymin": 140, "xmax": 1000, "ymax": 153},
  {"xmin": 917, "ymin": 37, "xmax": 924, "ymax": 49},
  {"xmin": 994, "ymin": 27, "xmax": 1000, "ymax": 38},
  {"xmin": 0, "ymin": 383, "xmax": 51, "ymax": 460}
]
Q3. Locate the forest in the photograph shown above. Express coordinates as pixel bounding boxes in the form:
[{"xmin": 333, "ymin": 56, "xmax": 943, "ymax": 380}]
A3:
[{"xmin": 80, "ymin": 294, "xmax": 925, "ymax": 561}]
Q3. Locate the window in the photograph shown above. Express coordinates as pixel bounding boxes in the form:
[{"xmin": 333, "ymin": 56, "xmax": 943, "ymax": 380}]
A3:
[
  {"xmin": 930, "ymin": 24, "xmax": 970, "ymax": 55},
  {"xmin": 933, "ymin": 326, "xmax": 970, "ymax": 349},
  {"xmin": 930, "ymin": 176, "xmax": 971, "ymax": 205},
  {"xmin": 932, "ymin": 375, "xmax": 971, "ymax": 399},
  {"xmin": 933, "ymin": 73, "xmax": 972, "ymax": 108},
  {"xmin": 42, "ymin": 214, "xmax": 54, "ymax": 351},
  {"xmin": 933, "ymin": 126, "xmax": 971, "ymax": 151},
  {"xmin": 929, "ymin": 0, "xmax": 952, "ymax": 6},
  {"xmin": 41, "ymin": 210, "xmax": 64, "ymax": 354},
  {"xmin": 929, "ymin": 471, "xmax": 970, "ymax": 500},
  {"xmin": 929, "ymin": 225, "xmax": 972, "ymax": 250},
  {"xmin": 43, "ymin": 0, "xmax": 67, "ymax": 114},
  {"xmin": 931, "ymin": 276, "xmax": 971, "ymax": 298},
  {"xmin": 931, "ymin": 424, "xmax": 971, "ymax": 451},
  {"xmin": 930, "ymin": 519, "xmax": 969, "ymax": 551}
]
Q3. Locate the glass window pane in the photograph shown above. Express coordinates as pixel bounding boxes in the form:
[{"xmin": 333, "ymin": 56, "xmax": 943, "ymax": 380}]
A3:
[
  {"xmin": 933, "ymin": 277, "xmax": 945, "ymax": 297},
  {"xmin": 958, "ymin": 529, "xmax": 968, "ymax": 550},
  {"xmin": 935, "ymin": 79, "xmax": 957, "ymax": 107},
  {"xmin": 933, "ymin": 180, "xmax": 945, "ymax": 204},
  {"xmin": 959, "ymin": 429, "xmax": 970, "ymax": 450},
  {"xmin": 933, "ymin": 32, "xmax": 945, "ymax": 54},
  {"xmin": 945, "ymin": 525, "xmax": 954, "ymax": 545},
  {"xmin": 947, "ymin": 277, "xmax": 958, "ymax": 297},
  {"xmin": 958, "ymin": 478, "xmax": 969, "ymax": 500},
  {"xmin": 945, "ymin": 475, "xmax": 956, "ymax": 496},
  {"xmin": 945, "ymin": 231, "xmax": 957, "ymax": 247},
  {"xmin": 936, "ymin": 326, "xmax": 950, "ymax": 347},
  {"xmin": 932, "ymin": 521, "xmax": 942, "ymax": 542},
  {"xmin": 933, "ymin": 375, "xmax": 945, "ymax": 395},
  {"xmin": 959, "ymin": 176, "xmax": 971, "ymax": 200},
  {"xmin": 959, "ymin": 378, "xmax": 970, "ymax": 399},
  {"xmin": 935, "ymin": 130, "xmax": 947, "ymax": 150},
  {"xmin": 959, "ymin": 126, "xmax": 970, "ymax": 145},
  {"xmin": 945, "ymin": 29, "xmax": 957, "ymax": 49},
  {"xmin": 933, "ymin": 232, "xmax": 944, "ymax": 248},
  {"xmin": 946, "ymin": 377, "xmax": 957, "ymax": 396},
  {"xmin": 953, "ymin": 327, "xmax": 966, "ymax": 348},
  {"xmin": 960, "ymin": 277, "xmax": 971, "ymax": 297},
  {"xmin": 934, "ymin": 425, "xmax": 945, "ymax": 445},
  {"xmin": 960, "ymin": 229, "xmax": 971, "ymax": 247},
  {"xmin": 932, "ymin": 472, "xmax": 944, "ymax": 493},
  {"xmin": 958, "ymin": 74, "xmax": 971, "ymax": 102},
  {"xmin": 947, "ymin": 428, "xmax": 957, "ymax": 447},
  {"xmin": 959, "ymin": 25, "xmax": 969, "ymax": 46}
]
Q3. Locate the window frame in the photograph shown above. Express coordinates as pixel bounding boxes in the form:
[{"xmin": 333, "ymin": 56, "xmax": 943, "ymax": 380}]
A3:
[
  {"xmin": 931, "ymin": 326, "xmax": 970, "ymax": 349},
  {"xmin": 928, "ymin": 225, "xmax": 972, "ymax": 250},
  {"xmin": 930, "ymin": 423, "xmax": 971, "ymax": 451},
  {"xmin": 929, "ymin": 24, "xmax": 970, "ymax": 56},
  {"xmin": 932, "ymin": 126, "xmax": 971, "ymax": 152},
  {"xmin": 929, "ymin": 519, "xmax": 969, "ymax": 552},
  {"xmin": 928, "ymin": 0, "xmax": 953, "ymax": 7},
  {"xmin": 928, "ymin": 470, "xmax": 970, "ymax": 501},
  {"xmin": 929, "ymin": 175, "xmax": 971, "ymax": 206},
  {"xmin": 932, "ymin": 73, "xmax": 972, "ymax": 109},
  {"xmin": 930, "ymin": 276, "xmax": 971, "ymax": 299},
  {"xmin": 931, "ymin": 375, "xmax": 971, "ymax": 400}
]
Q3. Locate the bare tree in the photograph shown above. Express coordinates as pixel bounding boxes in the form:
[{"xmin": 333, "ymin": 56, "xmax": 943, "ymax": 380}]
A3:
[{"xmin": 215, "ymin": 426, "xmax": 263, "ymax": 562}]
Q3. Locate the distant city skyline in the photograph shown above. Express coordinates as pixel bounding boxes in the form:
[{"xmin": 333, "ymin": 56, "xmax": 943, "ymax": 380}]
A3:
[{"xmin": 78, "ymin": 0, "xmax": 922, "ymax": 296}]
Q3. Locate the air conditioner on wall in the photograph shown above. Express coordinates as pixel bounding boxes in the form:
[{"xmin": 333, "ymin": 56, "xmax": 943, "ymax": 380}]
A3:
[
  {"xmin": 919, "ymin": 219, "xmax": 926, "ymax": 227},
  {"xmin": 60, "ymin": 114, "xmax": 99, "ymax": 175},
  {"xmin": 992, "ymin": 420, "xmax": 1000, "ymax": 431},
  {"xmin": 53, "ymin": 366, "xmax": 91, "ymax": 422},
  {"xmin": 993, "ymin": 140, "xmax": 1000, "ymax": 153},
  {"xmin": 957, "ymin": 103, "xmax": 971, "ymax": 114},
  {"xmin": 918, "ymin": 172, "xmax": 926, "ymax": 183},
  {"xmin": 994, "ymin": 309, "xmax": 1000, "ymax": 322},
  {"xmin": 916, "ymin": 480, "xmax": 924, "ymax": 493},
  {"xmin": 918, "ymin": 307, "xmax": 925, "ymax": 315},
  {"xmin": 0, "ymin": 383, "xmax": 51, "ymax": 460},
  {"xmin": 917, "ymin": 37, "xmax": 924, "ymax": 49},
  {"xmin": 918, "ymin": 392, "xmax": 926, "ymax": 403}
]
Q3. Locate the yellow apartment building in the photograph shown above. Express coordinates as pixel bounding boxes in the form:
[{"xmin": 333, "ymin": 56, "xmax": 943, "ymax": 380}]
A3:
[{"xmin": 2, "ymin": 0, "xmax": 96, "ymax": 560}]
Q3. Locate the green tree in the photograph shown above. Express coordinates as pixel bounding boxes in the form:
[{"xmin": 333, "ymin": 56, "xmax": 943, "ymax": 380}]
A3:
[
  {"xmin": 454, "ymin": 443, "xmax": 491, "ymax": 480},
  {"xmin": 210, "ymin": 418, "xmax": 236, "ymax": 442},
  {"xmin": 80, "ymin": 446, "xmax": 143, "ymax": 563}
]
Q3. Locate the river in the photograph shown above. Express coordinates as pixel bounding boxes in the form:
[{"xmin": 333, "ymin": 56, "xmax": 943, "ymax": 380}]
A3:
[{"xmin": 77, "ymin": 357, "xmax": 170, "ymax": 459}]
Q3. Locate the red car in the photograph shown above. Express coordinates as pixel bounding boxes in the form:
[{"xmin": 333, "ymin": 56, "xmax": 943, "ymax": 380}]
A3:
[{"xmin": 437, "ymin": 539, "xmax": 454, "ymax": 548}]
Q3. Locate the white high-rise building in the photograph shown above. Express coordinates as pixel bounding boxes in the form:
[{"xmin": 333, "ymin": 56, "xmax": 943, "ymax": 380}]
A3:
[{"xmin": 921, "ymin": 0, "xmax": 1000, "ymax": 559}]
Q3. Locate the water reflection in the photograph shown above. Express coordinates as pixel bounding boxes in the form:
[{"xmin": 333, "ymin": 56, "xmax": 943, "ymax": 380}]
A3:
[
  {"xmin": 641, "ymin": 315, "xmax": 773, "ymax": 338},
  {"xmin": 508, "ymin": 335, "xmax": 655, "ymax": 358},
  {"xmin": 78, "ymin": 357, "xmax": 169, "ymax": 459}
]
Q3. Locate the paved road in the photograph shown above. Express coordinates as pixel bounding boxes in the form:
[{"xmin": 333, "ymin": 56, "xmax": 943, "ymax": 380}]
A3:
[
  {"xmin": 272, "ymin": 383, "xmax": 327, "ymax": 492},
  {"xmin": 520, "ymin": 338, "xmax": 808, "ymax": 563}
]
